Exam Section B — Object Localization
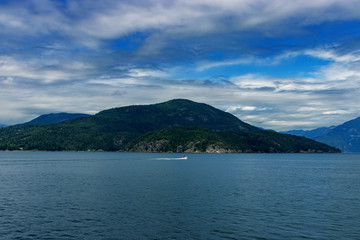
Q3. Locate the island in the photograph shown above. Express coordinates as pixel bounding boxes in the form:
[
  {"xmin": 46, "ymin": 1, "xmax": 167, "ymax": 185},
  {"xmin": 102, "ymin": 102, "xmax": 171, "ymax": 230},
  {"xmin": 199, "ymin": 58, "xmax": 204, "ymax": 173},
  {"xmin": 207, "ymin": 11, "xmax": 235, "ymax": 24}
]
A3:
[{"xmin": 0, "ymin": 99, "xmax": 340, "ymax": 153}]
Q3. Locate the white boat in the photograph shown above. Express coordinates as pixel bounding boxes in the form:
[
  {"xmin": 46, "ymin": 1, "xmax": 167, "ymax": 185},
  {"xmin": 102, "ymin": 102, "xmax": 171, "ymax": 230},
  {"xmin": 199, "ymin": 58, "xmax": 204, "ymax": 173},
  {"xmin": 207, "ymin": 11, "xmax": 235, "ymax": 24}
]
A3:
[{"xmin": 179, "ymin": 156, "xmax": 188, "ymax": 160}]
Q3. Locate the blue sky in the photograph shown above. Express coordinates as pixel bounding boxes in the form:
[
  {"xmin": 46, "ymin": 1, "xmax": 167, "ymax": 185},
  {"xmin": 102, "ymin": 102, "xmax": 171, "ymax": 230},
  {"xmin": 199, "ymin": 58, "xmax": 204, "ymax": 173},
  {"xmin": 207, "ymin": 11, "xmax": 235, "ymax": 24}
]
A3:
[{"xmin": 1, "ymin": 0, "xmax": 360, "ymax": 130}]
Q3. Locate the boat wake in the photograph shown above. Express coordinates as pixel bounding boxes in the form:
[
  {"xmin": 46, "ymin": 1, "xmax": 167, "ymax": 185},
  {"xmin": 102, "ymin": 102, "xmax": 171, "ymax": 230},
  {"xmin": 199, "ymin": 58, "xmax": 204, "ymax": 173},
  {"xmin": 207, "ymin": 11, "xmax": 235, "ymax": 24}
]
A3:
[{"xmin": 154, "ymin": 156, "xmax": 187, "ymax": 160}]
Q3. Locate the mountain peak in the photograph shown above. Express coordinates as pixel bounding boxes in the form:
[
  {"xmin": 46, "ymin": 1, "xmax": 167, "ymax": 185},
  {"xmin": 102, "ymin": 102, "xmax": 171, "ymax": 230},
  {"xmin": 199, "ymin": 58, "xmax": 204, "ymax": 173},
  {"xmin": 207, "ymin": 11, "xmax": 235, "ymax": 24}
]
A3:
[{"xmin": 97, "ymin": 98, "xmax": 259, "ymax": 132}]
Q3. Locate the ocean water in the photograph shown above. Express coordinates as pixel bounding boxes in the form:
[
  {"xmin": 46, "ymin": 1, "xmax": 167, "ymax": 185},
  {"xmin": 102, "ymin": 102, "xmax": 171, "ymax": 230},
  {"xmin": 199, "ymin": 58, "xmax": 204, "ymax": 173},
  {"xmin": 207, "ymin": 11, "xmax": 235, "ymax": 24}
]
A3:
[{"xmin": 0, "ymin": 152, "xmax": 359, "ymax": 240}]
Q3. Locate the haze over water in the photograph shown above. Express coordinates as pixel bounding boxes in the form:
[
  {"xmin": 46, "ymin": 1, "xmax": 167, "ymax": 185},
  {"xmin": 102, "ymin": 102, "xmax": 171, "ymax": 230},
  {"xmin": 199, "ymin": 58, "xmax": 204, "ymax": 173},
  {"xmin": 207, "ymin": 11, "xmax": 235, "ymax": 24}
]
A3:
[{"xmin": 0, "ymin": 152, "xmax": 359, "ymax": 239}]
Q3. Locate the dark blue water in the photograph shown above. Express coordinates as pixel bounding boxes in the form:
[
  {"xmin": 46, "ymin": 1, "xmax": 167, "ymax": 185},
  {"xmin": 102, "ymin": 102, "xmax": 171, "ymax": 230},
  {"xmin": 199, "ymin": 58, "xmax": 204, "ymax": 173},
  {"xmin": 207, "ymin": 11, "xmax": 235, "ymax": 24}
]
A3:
[{"xmin": 0, "ymin": 152, "xmax": 359, "ymax": 240}]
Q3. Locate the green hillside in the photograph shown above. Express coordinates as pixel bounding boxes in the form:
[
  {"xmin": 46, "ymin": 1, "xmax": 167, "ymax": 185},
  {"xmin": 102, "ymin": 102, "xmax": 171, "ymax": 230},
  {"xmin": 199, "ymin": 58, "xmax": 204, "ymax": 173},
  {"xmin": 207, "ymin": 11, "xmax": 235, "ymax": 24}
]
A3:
[
  {"xmin": 127, "ymin": 127, "xmax": 340, "ymax": 153},
  {"xmin": 0, "ymin": 99, "xmax": 339, "ymax": 153}
]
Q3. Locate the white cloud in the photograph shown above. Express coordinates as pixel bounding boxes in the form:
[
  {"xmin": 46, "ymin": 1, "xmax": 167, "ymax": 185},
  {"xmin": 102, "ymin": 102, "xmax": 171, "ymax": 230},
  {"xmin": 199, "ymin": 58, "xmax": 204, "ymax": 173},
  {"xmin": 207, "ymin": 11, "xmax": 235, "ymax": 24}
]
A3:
[
  {"xmin": 88, "ymin": 77, "xmax": 144, "ymax": 87},
  {"xmin": 0, "ymin": 1, "xmax": 69, "ymax": 36},
  {"xmin": 196, "ymin": 48, "xmax": 360, "ymax": 72},
  {"xmin": 323, "ymin": 110, "xmax": 351, "ymax": 115},
  {"xmin": 226, "ymin": 106, "xmax": 269, "ymax": 113},
  {"xmin": 305, "ymin": 49, "xmax": 360, "ymax": 62},
  {"xmin": 230, "ymin": 74, "xmax": 277, "ymax": 88},
  {"xmin": 320, "ymin": 64, "xmax": 359, "ymax": 81},
  {"xmin": 126, "ymin": 68, "xmax": 169, "ymax": 78},
  {"xmin": 297, "ymin": 107, "xmax": 320, "ymax": 112},
  {"xmin": 0, "ymin": 55, "xmax": 93, "ymax": 84}
]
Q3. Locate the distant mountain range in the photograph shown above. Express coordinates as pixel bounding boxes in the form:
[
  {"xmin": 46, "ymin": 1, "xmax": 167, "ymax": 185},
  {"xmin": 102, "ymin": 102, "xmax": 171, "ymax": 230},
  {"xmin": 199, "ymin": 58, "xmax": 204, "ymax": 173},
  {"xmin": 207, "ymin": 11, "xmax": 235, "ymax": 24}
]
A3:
[
  {"xmin": 283, "ymin": 117, "xmax": 360, "ymax": 152},
  {"xmin": 0, "ymin": 113, "xmax": 89, "ymax": 128},
  {"xmin": 0, "ymin": 99, "xmax": 339, "ymax": 153},
  {"xmin": 284, "ymin": 127, "xmax": 334, "ymax": 139},
  {"xmin": 18, "ymin": 113, "xmax": 91, "ymax": 125}
]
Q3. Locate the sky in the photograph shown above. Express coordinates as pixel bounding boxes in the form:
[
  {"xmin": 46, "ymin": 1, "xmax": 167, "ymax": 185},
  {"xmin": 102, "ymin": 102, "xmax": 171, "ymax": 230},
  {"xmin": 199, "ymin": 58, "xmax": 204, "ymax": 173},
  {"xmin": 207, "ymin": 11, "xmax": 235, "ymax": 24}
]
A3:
[{"xmin": 1, "ymin": 0, "xmax": 360, "ymax": 130}]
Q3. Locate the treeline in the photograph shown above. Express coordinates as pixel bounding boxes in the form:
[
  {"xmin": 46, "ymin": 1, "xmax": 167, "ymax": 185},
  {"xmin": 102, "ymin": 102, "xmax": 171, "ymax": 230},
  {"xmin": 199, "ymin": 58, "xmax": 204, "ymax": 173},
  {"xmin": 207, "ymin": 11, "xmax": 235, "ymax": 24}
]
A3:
[
  {"xmin": 0, "ymin": 125, "xmax": 339, "ymax": 153},
  {"xmin": 127, "ymin": 127, "xmax": 340, "ymax": 153}
]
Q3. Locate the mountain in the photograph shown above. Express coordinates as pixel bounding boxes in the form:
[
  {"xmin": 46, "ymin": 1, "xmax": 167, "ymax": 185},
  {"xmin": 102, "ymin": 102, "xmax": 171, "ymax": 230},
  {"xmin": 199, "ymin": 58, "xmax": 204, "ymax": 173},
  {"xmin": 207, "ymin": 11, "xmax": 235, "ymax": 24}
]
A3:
[
  {"xmin": 0, "ymin": 99, "xmax": 339, "ymax": 153},
  {"xmin": 19, "ymin": 113, "xmax": 90, "ymax": 125},
  {"xmin": 314, "ymin": 117, "xmax": 360, "ymax": 152},
  {"xmin": 95, "ymin": 99, "xmax": 258, "ymax": 132},
  {"xmin": 284, "ymin": 117, "xmax": 360, "ymax": 152},
  {"xmin": 0, "ymin": 124, "xmax": 7, "ymax": 128},
  {"xmin": 283, "ymin": 127, "xmax": 334, "ymax": 139}
]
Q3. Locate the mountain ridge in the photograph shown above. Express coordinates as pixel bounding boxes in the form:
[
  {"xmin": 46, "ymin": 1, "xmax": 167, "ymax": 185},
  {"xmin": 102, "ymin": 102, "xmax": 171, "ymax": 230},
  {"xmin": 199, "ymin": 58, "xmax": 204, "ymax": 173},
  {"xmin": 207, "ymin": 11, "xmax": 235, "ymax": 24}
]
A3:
[
  {"xmin": 314, "ymin": 117, "xmax": 360, "ymax": 152},
  {"xmin": 283, "ymin": 127, "xmax": 335, "ymax": 139},
  {"xmin": 19, "ymin": 112, "xmax": 91, "ymax": 125},
  {"xmin": 283, "ymin": 117, "xmax": 360, "ymax": 152},
  {"xmin": 0, "ymin": 99, "xmax": 339, "ymax": 153}
]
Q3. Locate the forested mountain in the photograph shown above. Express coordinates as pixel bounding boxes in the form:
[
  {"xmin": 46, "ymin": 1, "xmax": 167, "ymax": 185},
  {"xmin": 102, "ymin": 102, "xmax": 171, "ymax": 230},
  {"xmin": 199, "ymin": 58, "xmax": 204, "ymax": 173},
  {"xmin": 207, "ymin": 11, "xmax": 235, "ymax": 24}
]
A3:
[{"xmin": 0, "ymin": 99, "xmax": 339, "ymax": 153}]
